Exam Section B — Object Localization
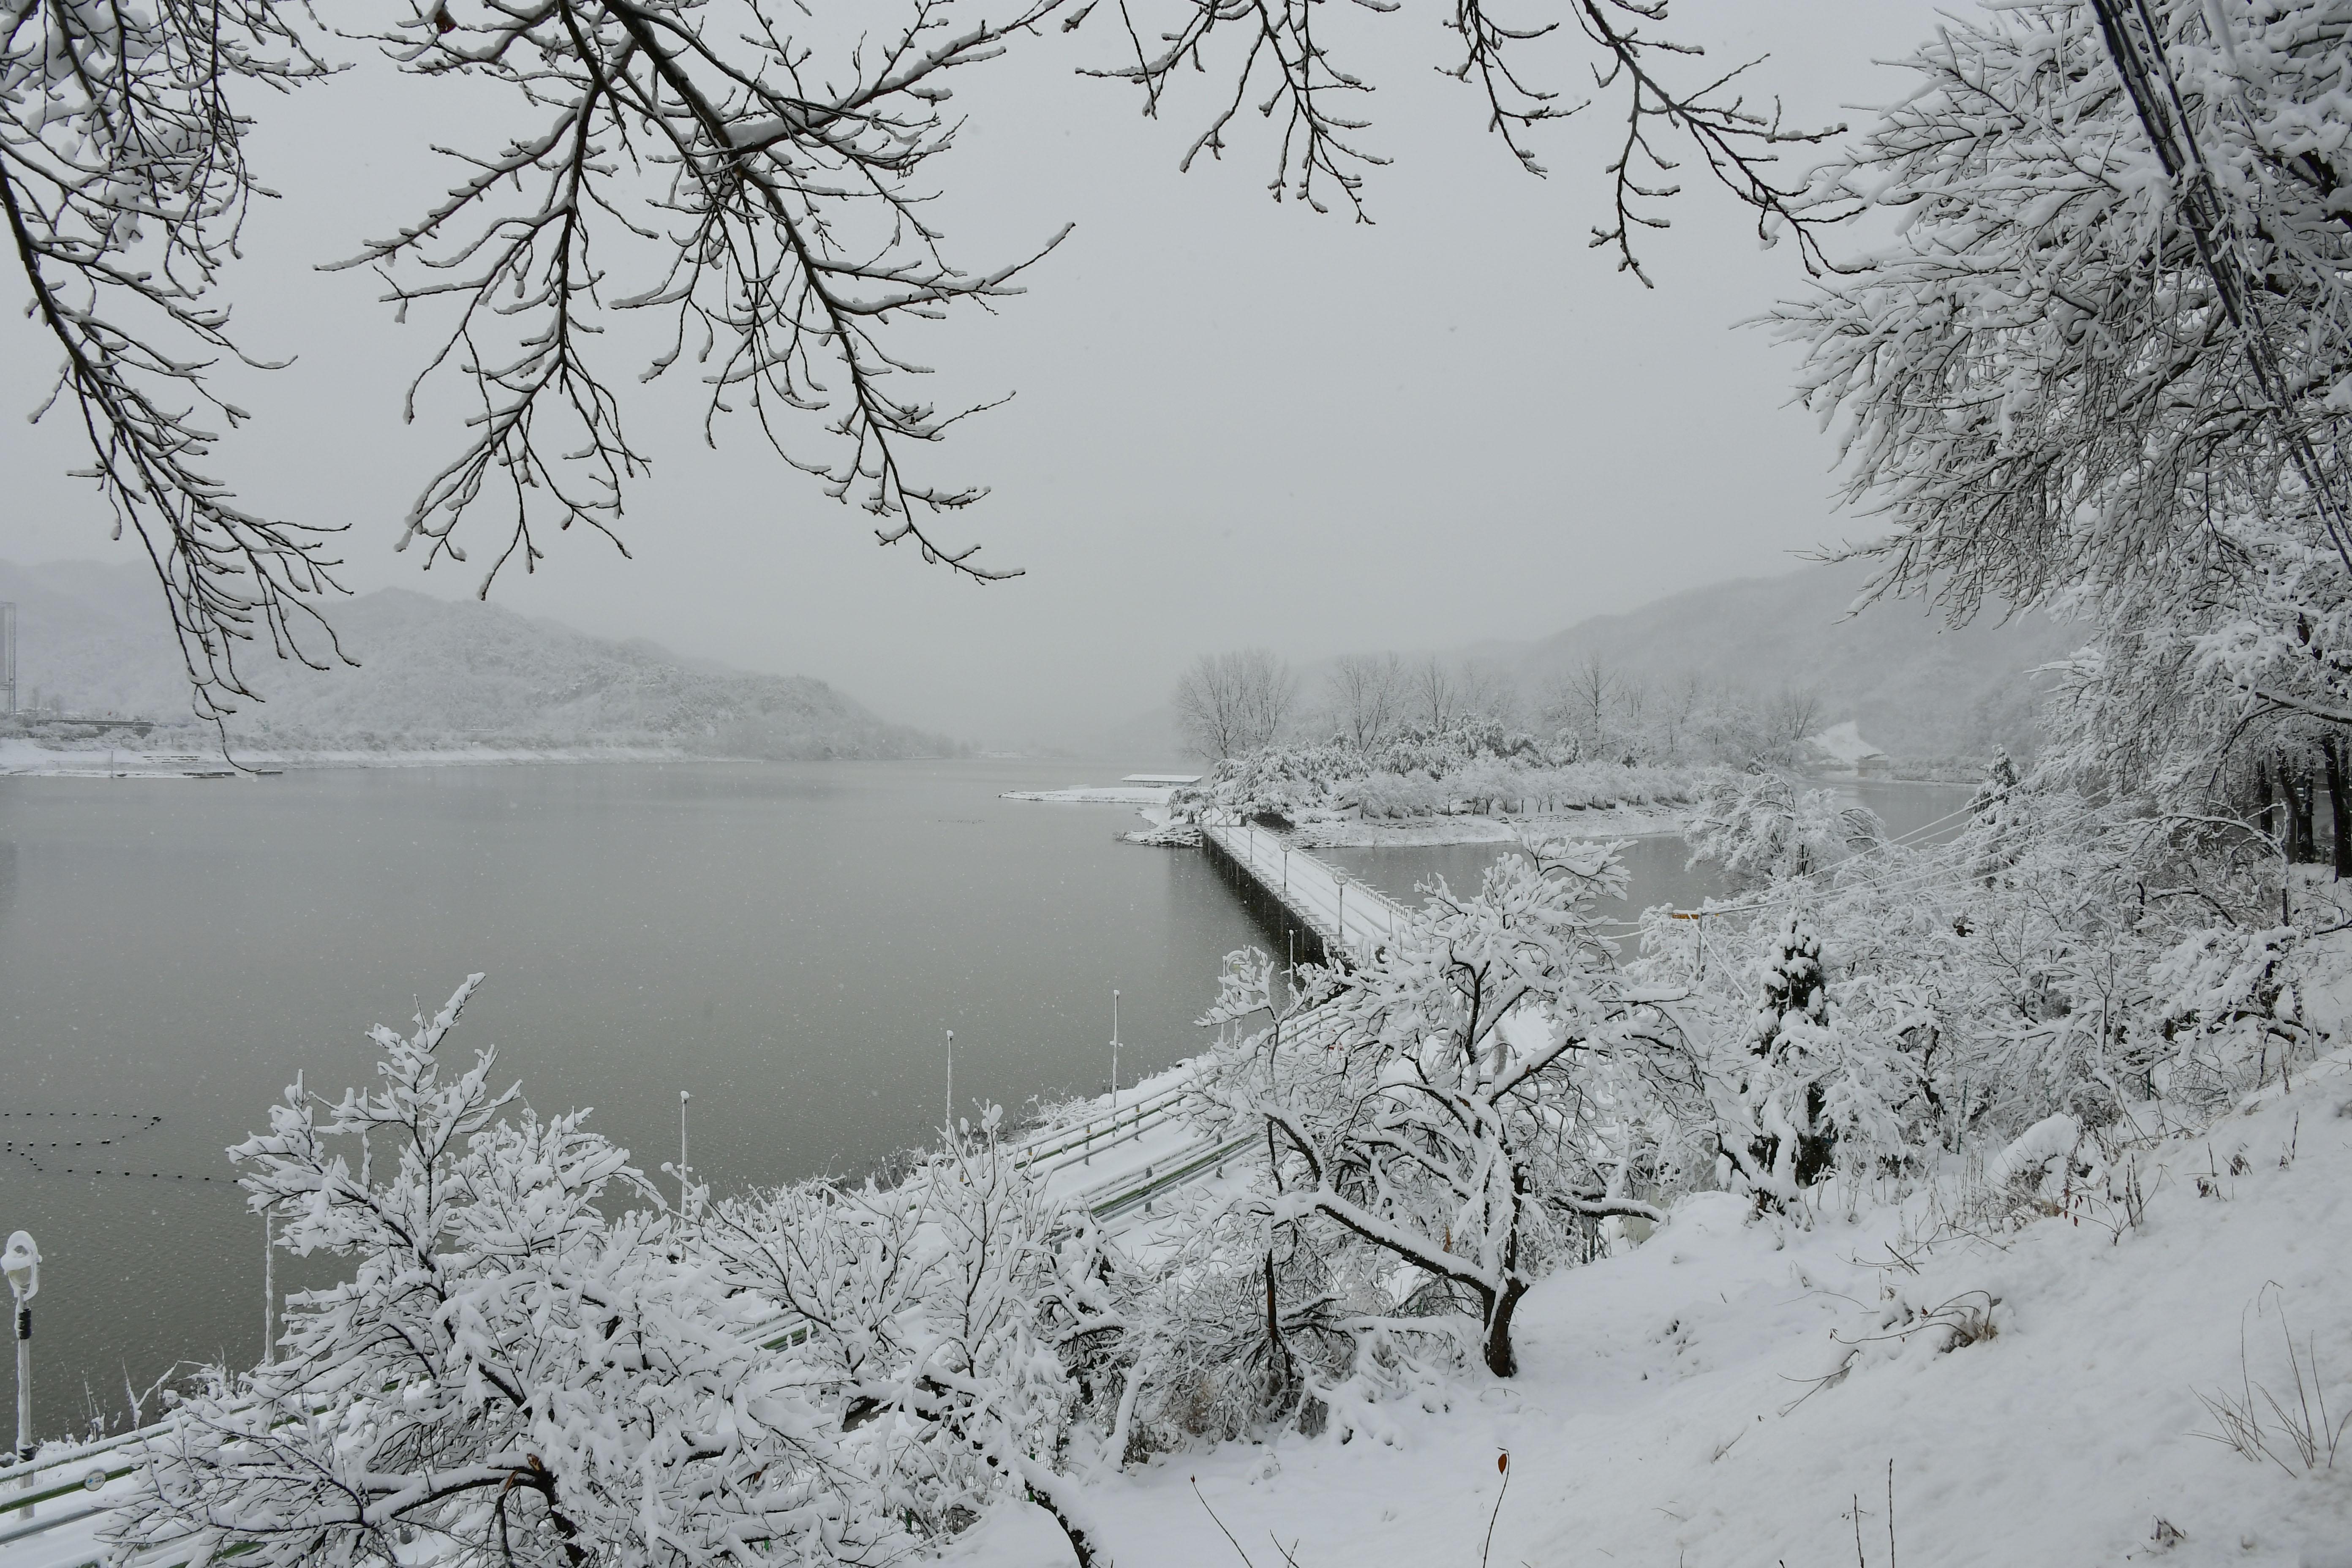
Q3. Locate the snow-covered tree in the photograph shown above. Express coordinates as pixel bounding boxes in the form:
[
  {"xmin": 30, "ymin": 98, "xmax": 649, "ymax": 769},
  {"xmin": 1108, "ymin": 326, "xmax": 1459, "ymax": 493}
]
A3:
[
  {"xmin": 1703, "ymin": 914, "xmax": 1915, "ymax": 1206},
  {"xmin": 1195, "ymin": 838, "xmax": 1682, "ymax": 1379},
  {"xmin": 107, "ymin": 976, "xmax": 889, "ymax": 1568},
  {"xmin": 708, "ymin": 1113, "xmax": 1120, "ymax": 1567},
  {"xmin": 1173, "ymin": 650, "xmax": 1299, "ymax": 762},
  {"xmin": 1684, "ymin": 768, "xmax": 1873, "ymax": 890},
  {"xmin": 1775, "ymin": 0, "xmax": 2352, "ymax": 806}
]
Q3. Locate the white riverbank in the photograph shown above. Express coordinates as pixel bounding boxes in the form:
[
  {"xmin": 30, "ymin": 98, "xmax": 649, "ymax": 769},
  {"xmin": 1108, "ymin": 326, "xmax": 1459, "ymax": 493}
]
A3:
[
  {"xmin": 0, "ymin": 737, "xmax": 701, "ymax": 777},
  {"xmin": 1002, "ymin": 784, "xmax": 1181, "ymax": 806},
  {"xmin": 0, "ymin": 739, "xmax": 1006, "ymax": 777}
]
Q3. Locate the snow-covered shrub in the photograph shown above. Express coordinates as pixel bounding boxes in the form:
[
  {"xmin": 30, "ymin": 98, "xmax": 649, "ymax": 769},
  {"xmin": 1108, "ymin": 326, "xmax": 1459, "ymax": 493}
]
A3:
[
  {"xmin": 1100, "ymin": 1192, "xmax": 1413, "ymax": 1456},
  {"xmin": 708, "ymin": 1115, "xmax": 1117, "ymax": 1566},
  {"xmin": 1658, "ymin": 754, "xmax": 2314, "ymax": 1182},
  {"xmin": 1987, "ymin": 1113, "xmax": 2102, "ymax": 1212},
  {"xmin": 110, "ymin": 977, "xmax": 890, "ymax": 1568},
  {"xmin": 2149, "ymin": 926, "xmax": 2309, "ymax": 1113},
  {"xmin": 1167, "ymin": 722, "xmax": 1706, "ymax": 825},
  {"xmin": 1685, "ymin": 915, "xmax": 1919, "ymax": 1209}
]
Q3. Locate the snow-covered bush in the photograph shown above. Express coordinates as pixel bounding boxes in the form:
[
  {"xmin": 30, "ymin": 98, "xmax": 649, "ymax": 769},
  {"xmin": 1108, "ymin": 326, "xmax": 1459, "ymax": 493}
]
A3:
[
  {"xmin": 708, "ymin": 1116, "xmax": 1118, "ymax": 1566},
  {"xmin": 109, "ymin": 977, "xmax": 890, "ymax": 1568},
  {"xmin": 1168, "ymin": 721, "xmax": 1706, "ymax": 826},
  {"xmin": 1651, "ymin": 755, "xmax": 2312, "ymax": 1183},
  {"xmin": 2149, "ymin": 926, "xmax": 2309, "ymax": 1113},
  {"xmin": 108, "ymin": 979, "xmax": 1124, "ymax": 1568}
]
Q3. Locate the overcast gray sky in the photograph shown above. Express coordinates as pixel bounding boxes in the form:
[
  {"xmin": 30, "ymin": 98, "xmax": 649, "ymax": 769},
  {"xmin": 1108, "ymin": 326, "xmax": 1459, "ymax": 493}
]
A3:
[{"xmin": 0, "ymin": 0, "xmax": 1943, "ymax": 747}]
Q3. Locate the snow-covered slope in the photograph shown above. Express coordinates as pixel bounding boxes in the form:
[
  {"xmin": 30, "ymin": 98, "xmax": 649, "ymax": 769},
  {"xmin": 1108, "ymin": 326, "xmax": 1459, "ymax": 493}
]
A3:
[
  {"xmin": 1522, "ymin": 559, "xmax": 2080, "ymax": 763},
  {"xmin": 957, "ymin": 1059, "xmax": 2352, "ymax": 1568},
  {"xmin": 0, "ymin": 560, "xmax": 953, "ymax": 757}
]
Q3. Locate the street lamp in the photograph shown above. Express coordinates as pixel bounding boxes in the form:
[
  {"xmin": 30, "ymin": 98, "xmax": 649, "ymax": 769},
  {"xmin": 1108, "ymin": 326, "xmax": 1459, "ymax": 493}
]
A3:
[
  {"xmin": 944, "ymin": 1030, "xmax": 956, "ymax": 1143},
  {"xmin": 678, "ymin": 1091, "xmax": 691, "ymax": 1213},
  {"xmin": 1109, "ymin": 990, "xmax": 1122, "ymax": 1138},
  {"xmin": 4, "ymin": 1230, "xmax": 37, "ymax": 1474}
]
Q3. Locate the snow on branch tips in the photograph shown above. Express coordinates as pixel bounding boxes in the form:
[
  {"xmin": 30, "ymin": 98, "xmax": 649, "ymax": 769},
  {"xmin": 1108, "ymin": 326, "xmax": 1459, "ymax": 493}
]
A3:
[
  {"xmin": 0, "ymin": 0, "xmax": 348, "ymax": 723},
  {"xmin": 11, "ymin": 0, "xmax": 1863, "ymax": 718},
  {"xmin": 1772, "ymin": 0, "xmax": 2352, "ymax": 810}
]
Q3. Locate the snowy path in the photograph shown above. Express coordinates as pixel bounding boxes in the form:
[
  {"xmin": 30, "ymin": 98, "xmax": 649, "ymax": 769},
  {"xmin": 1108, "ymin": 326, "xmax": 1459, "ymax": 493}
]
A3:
[{"xmin": 1200, "ymin": 822, "xmax": 1410, "ymax": 961}]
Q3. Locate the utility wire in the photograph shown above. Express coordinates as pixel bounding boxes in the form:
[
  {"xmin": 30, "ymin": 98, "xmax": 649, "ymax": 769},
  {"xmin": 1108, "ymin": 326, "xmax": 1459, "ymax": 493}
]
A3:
[{"xmin": 2090, "ymin": 0, "xmax": 2352, "ymax": 574}]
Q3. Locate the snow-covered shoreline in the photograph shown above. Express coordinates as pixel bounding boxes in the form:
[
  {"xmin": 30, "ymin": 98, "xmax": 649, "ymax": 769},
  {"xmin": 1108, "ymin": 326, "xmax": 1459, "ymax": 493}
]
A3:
[
  {"xmin": 1001, "ymin": 776, "xmax": 1689, "ymax": 847},
  {"xmin": 0, "ymin": 740, "xmax": 991, "ymax": 777},
  {"xmin": 1001, "ymin": 785, "xmax": 1180, "ymax": 806},
  {"xmin": 1285, "ymin": 802, "xmax": 1690, "ymax": 847},
  {"xmin": 0, "ymin": 739, "xmax": 697, "ymax": 777}
]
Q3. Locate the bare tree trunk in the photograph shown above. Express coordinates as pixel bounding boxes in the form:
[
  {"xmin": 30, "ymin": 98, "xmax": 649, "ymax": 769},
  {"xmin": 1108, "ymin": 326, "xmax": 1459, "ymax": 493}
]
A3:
[
  {"xmin": 1482, "ymin": 1277, "xmax": 1529, "ymax": 1378},
  {"xmin": 2327, "ymin": 736, "xmax": 2352, "ymax": 880},
  {"xmin": 2257, "ymin": 760, "xmax": 2278, "ymax": 845},
  {"xmin": 2292, "ymin": 757, "xmax": 2318, "ymax": 863}
]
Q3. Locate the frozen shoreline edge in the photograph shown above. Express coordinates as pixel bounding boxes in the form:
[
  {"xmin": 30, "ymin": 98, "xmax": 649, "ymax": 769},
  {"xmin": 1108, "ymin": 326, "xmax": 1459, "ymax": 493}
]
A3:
[{"xmin": 0, "ymin": 742, "xmax": 972, "ymax": 777}]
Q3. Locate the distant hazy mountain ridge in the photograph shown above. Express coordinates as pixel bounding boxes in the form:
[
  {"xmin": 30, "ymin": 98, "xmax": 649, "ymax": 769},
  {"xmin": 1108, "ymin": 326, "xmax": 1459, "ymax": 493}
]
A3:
[
  {"xmin": 1518, "ymin": 559, "xmax": 2079, "ymax": 763},
  {"xmin": 0, "ymin": 561, "xmax": 952, "ymax": 759}
]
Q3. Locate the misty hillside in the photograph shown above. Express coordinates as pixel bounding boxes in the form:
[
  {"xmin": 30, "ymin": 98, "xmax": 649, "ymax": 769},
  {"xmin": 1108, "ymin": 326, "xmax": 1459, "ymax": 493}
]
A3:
[
  {"xmin": 1519, "ymin": 558, "xmax": 2082, "ymax": 760},
  {"xmin": 0, "ymin": 560, "xmax": 953, "ymax": 759}
]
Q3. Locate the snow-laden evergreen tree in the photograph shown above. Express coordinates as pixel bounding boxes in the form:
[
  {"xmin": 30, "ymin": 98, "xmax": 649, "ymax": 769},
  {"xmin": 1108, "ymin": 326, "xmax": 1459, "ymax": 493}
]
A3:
[
  {"xmin": 1710, "ymin": 915, "xmax": 1870, "ymax": 1206},
  {"xmin": 1194, "ymin": 838, "xmax": 1682, "ymax": 1380},
  {"xmin": 107, "ymin": 976, "xmax": 894, "ymax": 1568}
]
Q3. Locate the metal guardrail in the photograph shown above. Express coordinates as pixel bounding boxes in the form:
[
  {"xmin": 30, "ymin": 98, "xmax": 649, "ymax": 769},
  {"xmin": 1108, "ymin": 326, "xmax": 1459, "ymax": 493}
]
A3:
[{"xmin": 1200, "ymin": 823, "xmax": 1409, "ymax": 962}]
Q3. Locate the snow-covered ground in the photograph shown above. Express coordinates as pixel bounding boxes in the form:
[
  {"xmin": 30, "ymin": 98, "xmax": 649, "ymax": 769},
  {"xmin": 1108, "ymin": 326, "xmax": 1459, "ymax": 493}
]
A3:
[{"xmin": 956, "ymin": 1056, "xmax": 2352, "ymax": 1568}]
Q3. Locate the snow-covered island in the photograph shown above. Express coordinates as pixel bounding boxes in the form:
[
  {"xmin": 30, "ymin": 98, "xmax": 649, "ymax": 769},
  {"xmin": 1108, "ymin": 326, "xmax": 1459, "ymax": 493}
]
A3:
[{"xmin": 1157, "ymin": 726, "xmax": 1704, "ymax": 846}]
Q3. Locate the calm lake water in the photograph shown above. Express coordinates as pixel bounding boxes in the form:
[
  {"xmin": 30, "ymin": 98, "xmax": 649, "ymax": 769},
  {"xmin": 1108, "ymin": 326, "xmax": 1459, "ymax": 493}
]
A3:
[{"xmin": 0, "ymin": 763, "xmax": 1970, "ymax": 1437}]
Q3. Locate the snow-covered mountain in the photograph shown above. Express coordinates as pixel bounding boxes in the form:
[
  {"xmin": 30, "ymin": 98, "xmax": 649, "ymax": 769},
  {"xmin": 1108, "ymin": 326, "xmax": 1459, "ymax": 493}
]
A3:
[
  {"xmin": 1518, "ymin": 558, "xmax": 2080, "ymax": 761},
  {"xmin": 0, "ymin": 560, "xmax": 955, "ymax": 758}
]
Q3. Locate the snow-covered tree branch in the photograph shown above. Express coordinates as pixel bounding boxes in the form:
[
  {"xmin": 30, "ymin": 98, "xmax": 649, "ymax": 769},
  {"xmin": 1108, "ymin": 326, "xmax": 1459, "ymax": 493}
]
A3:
[{"xmin": 10, "ymin": 0, "xmax": 1846, "ymax": 717}]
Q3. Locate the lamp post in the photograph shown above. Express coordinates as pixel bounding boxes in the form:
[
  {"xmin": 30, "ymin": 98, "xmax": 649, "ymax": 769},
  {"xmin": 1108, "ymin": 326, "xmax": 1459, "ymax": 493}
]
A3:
[
  {"xmin": 944, "ymin": 1030, "xmax": 956, "ymax": 1143},
  {"xmin": 1110, "ymin": 990, "xmax": 1122, "ymax": 1137},
  {"xmin": 678, "ymin": 1091, "xmax": 691, "ymax": 1213},
  {"xmin": 4, "ymin": 1230, "xmax": 37, "ymax": 1478},
  {"xmin": 1334, "ymin": 871, "xmax": 1348, "ymax": 956}
]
